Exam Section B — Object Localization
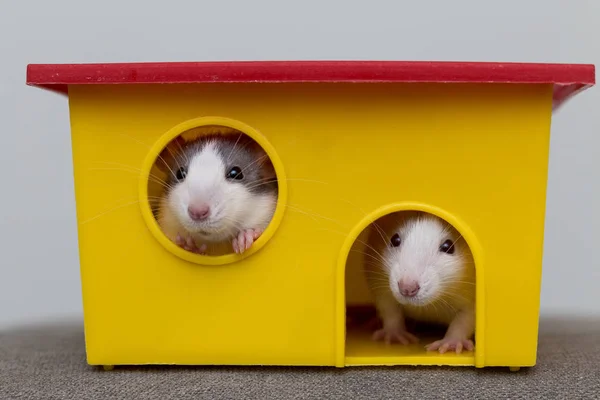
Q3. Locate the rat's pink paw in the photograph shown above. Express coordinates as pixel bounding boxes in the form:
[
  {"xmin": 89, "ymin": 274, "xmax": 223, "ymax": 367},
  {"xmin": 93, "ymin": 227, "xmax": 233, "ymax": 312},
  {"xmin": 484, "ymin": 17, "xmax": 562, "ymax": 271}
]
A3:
[
  {"xmin": 425, "ymin": 337, "xmax": 474, "ymax": 354},
  {"xmin": 175, "ymin": 233, "xmax": 207, "ymax": 255},
  {"xmin": 232, "ymin": 228, "xmax": 262, "ymax": 254},
  {"xmin": 372, "ymin": 326, "xmax": 419, "ymax": 345}
]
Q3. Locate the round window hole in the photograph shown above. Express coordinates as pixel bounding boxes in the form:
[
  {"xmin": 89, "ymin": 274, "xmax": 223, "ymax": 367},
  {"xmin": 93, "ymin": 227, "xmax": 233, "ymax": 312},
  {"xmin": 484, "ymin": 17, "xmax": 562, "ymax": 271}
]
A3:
[{"xmin": 139, "ymin": 117, "xmax": 287, "ymax": 265}]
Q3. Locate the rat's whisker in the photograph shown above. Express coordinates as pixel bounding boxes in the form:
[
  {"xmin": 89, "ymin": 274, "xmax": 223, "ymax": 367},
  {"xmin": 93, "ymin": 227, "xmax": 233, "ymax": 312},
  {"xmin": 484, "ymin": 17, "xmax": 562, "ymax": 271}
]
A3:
[
  {"xmin": 226, "ymin": 133, "xmax": 244, "ymax": 163},
  {"xmin": 80, "ymin": 200, "xmax": 142, "ymax": 225},
  {"xmin": 114, "ymin": 133, "xmax": 179, "ymax": 181},
  {"xmin": 239, "ymin": 154, "xmax": 269, "ymax": 175},
  {"xmin": 284, "ymin": 204, "xmax": 347, "ymax": 229}
]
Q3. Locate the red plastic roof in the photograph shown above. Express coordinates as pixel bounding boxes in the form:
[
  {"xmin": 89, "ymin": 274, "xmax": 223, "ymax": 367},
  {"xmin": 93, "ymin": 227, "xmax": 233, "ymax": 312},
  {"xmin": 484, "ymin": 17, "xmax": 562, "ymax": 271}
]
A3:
[{"xmin": 26, "ymin": 61, "xmax": 595, "ymax": 109}]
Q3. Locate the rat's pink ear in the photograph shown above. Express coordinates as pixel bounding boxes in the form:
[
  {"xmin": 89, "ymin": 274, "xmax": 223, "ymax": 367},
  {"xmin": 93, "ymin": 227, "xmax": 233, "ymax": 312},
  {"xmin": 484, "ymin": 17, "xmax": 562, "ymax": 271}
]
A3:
[{"xmin": 155, "ymin": 135, "xmax": 187, "ymax": 174}]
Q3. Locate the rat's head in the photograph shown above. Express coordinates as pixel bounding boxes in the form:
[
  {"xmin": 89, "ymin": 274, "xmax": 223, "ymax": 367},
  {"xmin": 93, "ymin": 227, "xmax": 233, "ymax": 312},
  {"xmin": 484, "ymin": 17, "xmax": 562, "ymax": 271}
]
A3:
[
  {"xmin": 159, "ymin": 133, "xmax": 277, "ymax": 242},
  {"xmin": 382, "ymin": 213, "xmax": 467, "ymax": 307}
]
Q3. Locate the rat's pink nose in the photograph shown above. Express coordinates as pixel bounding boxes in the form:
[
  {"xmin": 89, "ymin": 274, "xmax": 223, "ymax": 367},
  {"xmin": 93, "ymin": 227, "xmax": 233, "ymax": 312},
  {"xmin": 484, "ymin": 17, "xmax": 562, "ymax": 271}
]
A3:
[
  {"xmin": 398, "ymin": 280, "xmax": 420, "ymax": 297},
  {"xmin": 188, "ymin": 204, "xmax": 210, "ymax": 221}
]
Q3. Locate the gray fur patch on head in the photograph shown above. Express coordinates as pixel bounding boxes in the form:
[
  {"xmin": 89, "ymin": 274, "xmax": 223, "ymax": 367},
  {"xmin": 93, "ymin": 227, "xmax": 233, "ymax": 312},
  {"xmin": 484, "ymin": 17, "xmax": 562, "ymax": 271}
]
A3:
[{"xmin": 161, "ymin": 132, "xmax": 278, "ymax": 195}]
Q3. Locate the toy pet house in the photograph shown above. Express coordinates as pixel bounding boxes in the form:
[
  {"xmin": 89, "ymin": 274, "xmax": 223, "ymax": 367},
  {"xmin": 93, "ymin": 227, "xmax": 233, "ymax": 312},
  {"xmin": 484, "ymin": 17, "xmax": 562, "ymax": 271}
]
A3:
[{"xmin": 26, "ymin": 61, "xmax": 595, "ymax": 370}]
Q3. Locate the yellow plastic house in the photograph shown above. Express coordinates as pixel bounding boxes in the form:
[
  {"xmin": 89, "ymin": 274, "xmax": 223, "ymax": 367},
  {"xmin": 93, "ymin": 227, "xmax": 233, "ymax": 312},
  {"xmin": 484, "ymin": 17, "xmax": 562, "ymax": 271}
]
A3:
[{"xmin": 26, "ymin": 61, "xmax": 595, "ymax": 370}]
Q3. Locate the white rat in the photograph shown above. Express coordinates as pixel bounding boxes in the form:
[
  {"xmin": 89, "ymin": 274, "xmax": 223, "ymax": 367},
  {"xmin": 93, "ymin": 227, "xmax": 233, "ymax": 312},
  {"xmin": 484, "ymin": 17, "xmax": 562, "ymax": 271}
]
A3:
[
  {"xmin": 156, "ymin": 133, "xmax": 278, "ymax": 256},
  {"xmin": 364, "ymin": 211, "xmax": 476, "ymax": 354}
]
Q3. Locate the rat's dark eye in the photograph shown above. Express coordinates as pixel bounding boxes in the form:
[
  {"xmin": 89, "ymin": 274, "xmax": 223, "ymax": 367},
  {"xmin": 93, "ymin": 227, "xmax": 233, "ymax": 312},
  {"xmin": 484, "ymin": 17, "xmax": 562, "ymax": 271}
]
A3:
[
  {"xmin": 439, "ymin": 239, "xmax": 455, "ymax": 254},
  {"xmin": 390, "ymin": 233, "xmax": 402, "ymax": 247},
  {"xmin": 226, "ymin": 166, "xmax": 244, "ymax": 180},
  {"xmin": 175, "ymin": 167, "xmax": 187, "ymax": 181}
]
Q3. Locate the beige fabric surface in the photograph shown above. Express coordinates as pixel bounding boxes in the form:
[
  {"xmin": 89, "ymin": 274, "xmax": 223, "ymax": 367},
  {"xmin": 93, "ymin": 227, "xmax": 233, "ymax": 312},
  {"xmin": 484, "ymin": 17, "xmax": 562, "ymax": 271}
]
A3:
[{"xmin": 1, "ymin": 317, "xmax": 599, "ymax": 399}]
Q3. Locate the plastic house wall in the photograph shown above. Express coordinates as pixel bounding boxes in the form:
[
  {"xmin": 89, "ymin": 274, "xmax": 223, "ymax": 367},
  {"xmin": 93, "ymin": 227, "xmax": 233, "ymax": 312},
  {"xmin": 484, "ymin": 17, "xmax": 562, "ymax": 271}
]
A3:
[{"xmin": 26, "ymin": 61, "xmax": 595, "ymax": 370}]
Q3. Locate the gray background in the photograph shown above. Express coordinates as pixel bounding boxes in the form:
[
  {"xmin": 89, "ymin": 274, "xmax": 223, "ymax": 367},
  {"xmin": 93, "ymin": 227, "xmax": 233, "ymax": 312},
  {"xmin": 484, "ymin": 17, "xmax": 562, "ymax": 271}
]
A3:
[{"xmin": 0, "ymin": 0, "xmax": 598, "ymax": 328}]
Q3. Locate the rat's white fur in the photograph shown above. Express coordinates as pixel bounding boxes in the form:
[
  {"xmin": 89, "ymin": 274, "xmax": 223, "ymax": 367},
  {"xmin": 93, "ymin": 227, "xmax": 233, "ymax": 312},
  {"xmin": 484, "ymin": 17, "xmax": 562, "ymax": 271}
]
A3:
[
  {"xmin": 157, "ymin": 142, "xmax": 277, "ymax": 255},
  {"xmin": 385, "ymin": 216, "xmax": 467, "ymax": 309},
  {"xmin": 364, "ymin": 211, "xmax": 476, "ymax": 352}
]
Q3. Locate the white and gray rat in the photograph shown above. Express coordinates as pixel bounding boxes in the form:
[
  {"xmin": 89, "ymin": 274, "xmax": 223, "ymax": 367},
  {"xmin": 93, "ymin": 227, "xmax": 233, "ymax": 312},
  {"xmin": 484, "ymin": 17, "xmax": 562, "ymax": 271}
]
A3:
[
  {"xmin": 156, "ymin": 132, "xmax": 278, "ymax": 256},
  {"xmin": 364, "ymin": 211, "xmax": 476, "ymax": 354}
]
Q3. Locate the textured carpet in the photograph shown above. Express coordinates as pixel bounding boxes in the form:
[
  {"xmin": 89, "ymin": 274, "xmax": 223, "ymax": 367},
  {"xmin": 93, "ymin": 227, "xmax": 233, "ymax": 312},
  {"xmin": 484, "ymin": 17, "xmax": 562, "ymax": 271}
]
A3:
[{"xmin": 1, "ymin": 317, "xmax": 599, "ymax": 399}]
